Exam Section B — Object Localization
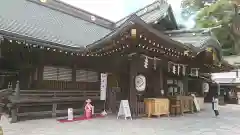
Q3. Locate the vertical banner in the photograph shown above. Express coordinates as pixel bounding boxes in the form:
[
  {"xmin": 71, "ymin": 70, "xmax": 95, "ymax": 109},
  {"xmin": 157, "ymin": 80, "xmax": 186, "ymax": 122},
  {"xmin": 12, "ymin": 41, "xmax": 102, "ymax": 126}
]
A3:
[{"xmin": 100, "ymin": 73, "xmax": 108, "ymax": 100}]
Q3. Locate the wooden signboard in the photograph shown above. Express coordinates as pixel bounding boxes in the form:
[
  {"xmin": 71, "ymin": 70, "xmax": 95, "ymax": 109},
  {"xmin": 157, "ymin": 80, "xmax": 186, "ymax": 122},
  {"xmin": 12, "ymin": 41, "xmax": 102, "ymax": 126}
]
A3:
[
  {"xmin": 191, "ymin": 94, "xmax": 200, "ymax": 112},
  {"xmin": 117, "ymin": 100, "xmax": 132, "ymax": 120}
]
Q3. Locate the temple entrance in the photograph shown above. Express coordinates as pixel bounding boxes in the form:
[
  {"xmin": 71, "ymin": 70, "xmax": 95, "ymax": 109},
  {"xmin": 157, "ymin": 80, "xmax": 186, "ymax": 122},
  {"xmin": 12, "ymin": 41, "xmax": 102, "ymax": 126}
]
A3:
[{"xmin": 106, "ymin": 73, "xmax": 121, "ymax": 114}]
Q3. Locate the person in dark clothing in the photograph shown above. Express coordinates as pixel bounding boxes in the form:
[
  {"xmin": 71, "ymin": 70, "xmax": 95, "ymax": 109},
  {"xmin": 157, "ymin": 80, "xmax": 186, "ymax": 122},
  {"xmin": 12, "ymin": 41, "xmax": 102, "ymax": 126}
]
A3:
[{"xmin": 212, "ymin": 95, "xmax": 219, "ymax": 117}]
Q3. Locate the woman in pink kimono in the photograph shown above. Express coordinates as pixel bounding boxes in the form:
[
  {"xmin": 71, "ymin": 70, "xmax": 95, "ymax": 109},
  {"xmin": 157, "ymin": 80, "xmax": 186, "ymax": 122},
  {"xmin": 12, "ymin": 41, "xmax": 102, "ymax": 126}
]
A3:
[{"xmin": 84, "ymin": 99, "xmax": 94, "ymax": 119}]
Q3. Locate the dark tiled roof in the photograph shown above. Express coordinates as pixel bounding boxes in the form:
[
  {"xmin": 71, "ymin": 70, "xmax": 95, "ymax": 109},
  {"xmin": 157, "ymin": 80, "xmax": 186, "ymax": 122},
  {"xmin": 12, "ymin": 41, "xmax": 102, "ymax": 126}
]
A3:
[
  {"xmin": 87, "ymin": 15, "xmax": 188, "ymax": 51},
  {"xmin": 164, "ymin": 29, "xmax": 222, "ymax": 57},
  {"xmin": 115, "ymin": 0, "xmax": 172, "ymax": 27},
  {"xmin": 0, "ymin": 0, "xmax": 113, "ymax": 48}
]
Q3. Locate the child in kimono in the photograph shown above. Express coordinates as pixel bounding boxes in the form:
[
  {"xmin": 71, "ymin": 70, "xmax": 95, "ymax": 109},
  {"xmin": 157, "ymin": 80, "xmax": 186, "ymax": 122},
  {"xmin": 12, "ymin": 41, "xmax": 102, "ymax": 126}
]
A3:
[
  {"xmin": 84, "ymin": 99, "xmax": 94, "ymax": 119},
  {"xmin": 212, "ymin": 95, "xmax": 219, "ymax": 117}
]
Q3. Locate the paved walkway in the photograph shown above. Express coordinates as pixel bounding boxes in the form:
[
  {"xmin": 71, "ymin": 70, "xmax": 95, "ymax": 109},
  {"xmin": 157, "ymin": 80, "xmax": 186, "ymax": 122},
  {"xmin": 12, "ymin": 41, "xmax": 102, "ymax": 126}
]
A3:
[{"xmin": 1, "ymin": 104, "xmax": 240, "ymax": 135}]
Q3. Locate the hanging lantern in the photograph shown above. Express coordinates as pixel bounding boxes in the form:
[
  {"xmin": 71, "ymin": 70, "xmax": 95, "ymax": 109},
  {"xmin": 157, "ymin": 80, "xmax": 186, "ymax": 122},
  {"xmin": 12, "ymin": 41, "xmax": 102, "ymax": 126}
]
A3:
[
  {"xmin": 131, "ymin": 29, "xmax": 137, "ymax": 39},
  {"xmin": 144, "ymin": 56, "xmax": 148, "ymax": 68}
]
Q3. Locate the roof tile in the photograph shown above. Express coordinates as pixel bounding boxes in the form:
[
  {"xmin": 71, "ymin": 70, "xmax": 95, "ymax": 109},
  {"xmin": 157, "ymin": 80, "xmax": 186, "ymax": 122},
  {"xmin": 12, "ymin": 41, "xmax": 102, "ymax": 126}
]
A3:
[{"xmin": 0, "ymin": 0, "xmax": 111, "ymax": 47}]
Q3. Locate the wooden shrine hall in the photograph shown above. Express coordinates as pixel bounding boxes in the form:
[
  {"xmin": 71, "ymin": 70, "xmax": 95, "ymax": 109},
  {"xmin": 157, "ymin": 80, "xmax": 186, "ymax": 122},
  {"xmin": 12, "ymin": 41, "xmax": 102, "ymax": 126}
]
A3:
[
  {"xmin": 85, "ymin": 15, "xmax": 234, "ymax": 116},
  {"xmin": 0, "ymin": 0, "xmax": 235, "ymax": 122}
]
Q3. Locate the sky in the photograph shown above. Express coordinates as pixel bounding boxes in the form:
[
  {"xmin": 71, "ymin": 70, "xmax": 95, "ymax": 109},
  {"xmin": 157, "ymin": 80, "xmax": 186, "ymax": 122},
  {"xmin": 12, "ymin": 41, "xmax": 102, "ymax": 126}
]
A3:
[{"xmin": 60, "ymin": 0, "xmax": 195, "ymax": 28}]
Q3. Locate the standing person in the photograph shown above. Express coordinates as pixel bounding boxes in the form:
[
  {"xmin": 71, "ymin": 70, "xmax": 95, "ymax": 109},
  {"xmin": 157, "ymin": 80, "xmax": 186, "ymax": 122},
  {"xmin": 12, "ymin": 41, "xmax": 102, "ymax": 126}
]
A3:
[
  {"xmin": 84, "ymin": 99, "xmax": 94, "ymax": 119},
  {"xmin": 212, "ymin": 95, "xmax": 219, "ymax": 117}
]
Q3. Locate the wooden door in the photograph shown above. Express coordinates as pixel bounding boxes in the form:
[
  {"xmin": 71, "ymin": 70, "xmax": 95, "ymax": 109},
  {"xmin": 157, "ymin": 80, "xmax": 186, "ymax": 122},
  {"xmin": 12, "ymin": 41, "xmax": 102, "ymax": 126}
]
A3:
[{"xmin": 106, "ymin": 73, "xmax": 119, "ymax": 113}]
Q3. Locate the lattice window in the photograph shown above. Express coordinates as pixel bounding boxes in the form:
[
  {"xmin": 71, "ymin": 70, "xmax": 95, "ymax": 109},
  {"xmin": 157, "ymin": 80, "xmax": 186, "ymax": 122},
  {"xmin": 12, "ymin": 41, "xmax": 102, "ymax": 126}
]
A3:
[
  {"xmin": 76, "ymin": 69, "xmax": 98, "ymax": 82},
  {"xmin": 58, "ymin": 67, "xmax": 72, "ymax": 81},
  {"xmin": 43, "ymin": 66, "xmax": 72, "ymax": 81},
  {"xmin": 43, "ymin": 66, "xmax": 58, "ymax": 80}
]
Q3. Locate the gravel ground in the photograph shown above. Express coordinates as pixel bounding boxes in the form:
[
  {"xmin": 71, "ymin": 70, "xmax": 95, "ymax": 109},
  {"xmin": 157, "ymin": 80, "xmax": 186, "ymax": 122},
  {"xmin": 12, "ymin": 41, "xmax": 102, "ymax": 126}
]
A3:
[{"xmin": 1, "ymin": 103, "xmax": 240, "ymax": 135}]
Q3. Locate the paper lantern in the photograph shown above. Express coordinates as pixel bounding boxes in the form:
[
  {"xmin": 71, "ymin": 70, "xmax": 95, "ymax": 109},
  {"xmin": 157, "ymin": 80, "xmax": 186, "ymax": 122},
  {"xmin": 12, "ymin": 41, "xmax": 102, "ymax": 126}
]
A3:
[
  {"xmin": 202, "ymin": 83, "xmax": 209, "ymax": 92},
  {"xmin": 135, "ymin": 75, "xmax": 146, "ymax": 92}
]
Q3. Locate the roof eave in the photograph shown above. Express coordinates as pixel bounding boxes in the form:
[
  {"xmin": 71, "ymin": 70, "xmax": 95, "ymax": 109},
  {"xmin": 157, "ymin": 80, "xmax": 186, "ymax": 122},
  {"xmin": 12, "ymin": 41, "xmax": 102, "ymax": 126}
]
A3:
[{"xmin": 0, "ymin": 30, "xmax": 85, "ymax": 52}]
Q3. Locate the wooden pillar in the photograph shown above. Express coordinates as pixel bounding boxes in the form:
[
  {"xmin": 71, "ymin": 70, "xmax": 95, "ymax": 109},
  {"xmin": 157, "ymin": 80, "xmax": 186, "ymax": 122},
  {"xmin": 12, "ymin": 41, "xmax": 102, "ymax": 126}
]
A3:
[
  {"xmin": 162, "ymin": 71, "xmax": 168, "ymax": 96},
  {"xmin": 37, "ymin": 66, "xmax": 44, "ymax": 88},
  {"xmin": 159, "ymin": 68, "xmax": 164, "ymax": 96},
  {"xmin": 37, "ymin": 52, "xmax": 44, "ymax": 88},
  {"xmin": 183, "ymin": 76, "xmax": 188, "ymax": 95},
  {"xmin": 72, "ymin": 64, "xmax": 76, "ymax": 82},
  {"xmin": 15, "ymin": 80, "xmax": 20, "ymax": 99},
  {"xmin": 129, "ymin": 57, "xmax": 138, "ymax": 117},
  {"xmin": 153, "ymin": 69, "xmax": 161, "ymax": 97}
]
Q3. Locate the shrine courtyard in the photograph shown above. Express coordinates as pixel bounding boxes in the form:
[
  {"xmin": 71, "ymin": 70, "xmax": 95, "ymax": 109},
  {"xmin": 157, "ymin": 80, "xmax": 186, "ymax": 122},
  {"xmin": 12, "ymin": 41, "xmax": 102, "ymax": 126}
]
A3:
[{"xmin": 1, "ymin": 103, "xmax": 240, "ymax": 135}]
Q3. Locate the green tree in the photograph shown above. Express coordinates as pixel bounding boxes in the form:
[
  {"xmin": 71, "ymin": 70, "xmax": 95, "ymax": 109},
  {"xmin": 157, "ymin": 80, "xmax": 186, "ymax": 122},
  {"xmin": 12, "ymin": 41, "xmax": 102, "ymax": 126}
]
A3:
[{"xmin": 195, "ymin": 0, "xmax": 238, "ymax": 56}]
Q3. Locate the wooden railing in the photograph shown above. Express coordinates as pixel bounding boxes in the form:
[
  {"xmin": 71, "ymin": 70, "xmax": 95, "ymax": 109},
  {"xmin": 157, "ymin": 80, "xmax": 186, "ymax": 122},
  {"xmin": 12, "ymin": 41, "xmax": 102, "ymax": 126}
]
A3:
[
  {"xmin": 32, "ymin": 80, "xmax": 100, "ymax": 90},
  {"xmin": 19, "ymin": 90, "xmax": 100, "ymax": 98}
]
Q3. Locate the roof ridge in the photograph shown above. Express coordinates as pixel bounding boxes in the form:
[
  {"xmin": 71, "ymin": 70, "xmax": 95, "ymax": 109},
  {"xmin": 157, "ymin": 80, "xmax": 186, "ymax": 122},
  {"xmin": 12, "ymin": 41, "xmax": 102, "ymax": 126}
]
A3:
[
  {"xmin": 27, "ymin": 0, "xmax": 115, "ymax": 29},
  {"xmin": 86, "ymin": 14, "xmax": 139, "ymax": 49},
  {"xmin": 115, "ymin": 0, "xmax": 169, "ymax": 24},
  {"xmin": 52, "ymin": 0, "xmax": 114, "ymax": 23}
]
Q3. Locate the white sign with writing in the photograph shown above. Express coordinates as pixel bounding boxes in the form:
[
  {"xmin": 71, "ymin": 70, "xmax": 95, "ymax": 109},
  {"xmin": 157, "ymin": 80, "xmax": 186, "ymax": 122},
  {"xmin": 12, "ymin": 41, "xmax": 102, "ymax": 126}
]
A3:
[
  {"xmin": 117, "ymin": 100, "xmax": 132, "ymax": 120},
  {"xmin": 191, "ymin": 94, "xmax": 200, "ymax": 112},
  {"xmin": 100, "ymin": 73, "xmax": 108, "ymax": 100},
  {"xmin": 68, "ymin": 108, "xmax": 73, "ymax": 120}
]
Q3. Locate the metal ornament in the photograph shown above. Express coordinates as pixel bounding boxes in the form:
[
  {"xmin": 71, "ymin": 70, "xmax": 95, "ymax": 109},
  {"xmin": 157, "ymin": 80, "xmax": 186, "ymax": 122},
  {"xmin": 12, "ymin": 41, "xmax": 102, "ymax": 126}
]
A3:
[
  {"xmin": 91, "ymin": 15, "xmax": 96, "ymax": 21},
  {"xmin": 135, "ymin": 74, "xmax": 146, "ymax": 92}
]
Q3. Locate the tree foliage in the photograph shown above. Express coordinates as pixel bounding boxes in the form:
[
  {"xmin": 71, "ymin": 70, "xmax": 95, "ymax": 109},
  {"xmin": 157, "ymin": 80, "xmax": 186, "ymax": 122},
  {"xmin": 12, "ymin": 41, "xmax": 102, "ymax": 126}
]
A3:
[{"xmin": 181, "ymin": 0, "xmax": 239, "ymax": 56}]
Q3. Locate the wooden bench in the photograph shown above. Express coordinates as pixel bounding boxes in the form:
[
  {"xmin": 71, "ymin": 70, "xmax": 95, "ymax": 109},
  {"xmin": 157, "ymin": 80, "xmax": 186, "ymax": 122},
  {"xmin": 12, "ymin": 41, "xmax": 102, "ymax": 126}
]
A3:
[{"xmin": 8, "ymin": 89, "xmax": 102, "ymax": 123}]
